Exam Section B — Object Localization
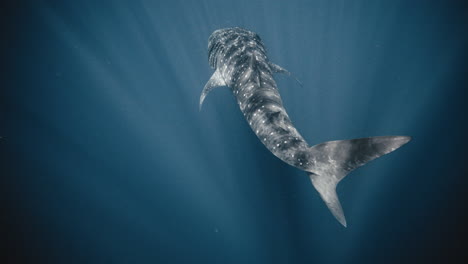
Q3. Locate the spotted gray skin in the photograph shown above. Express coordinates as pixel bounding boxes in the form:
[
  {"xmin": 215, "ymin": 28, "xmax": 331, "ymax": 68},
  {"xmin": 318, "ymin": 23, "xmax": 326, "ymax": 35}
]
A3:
[
  {"xmin": 200, "ymin": 27, "xmax": 411, "ymax": 227},
  {"xmin": 207, "ymin": 27, "xmax": 311, "ymax": 170}
]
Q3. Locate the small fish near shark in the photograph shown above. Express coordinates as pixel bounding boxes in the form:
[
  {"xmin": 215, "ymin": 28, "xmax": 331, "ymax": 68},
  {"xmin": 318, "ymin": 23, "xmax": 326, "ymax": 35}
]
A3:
[{"xmin": 200, "ymin": 27, "xmax": 411, "ymax": 227}]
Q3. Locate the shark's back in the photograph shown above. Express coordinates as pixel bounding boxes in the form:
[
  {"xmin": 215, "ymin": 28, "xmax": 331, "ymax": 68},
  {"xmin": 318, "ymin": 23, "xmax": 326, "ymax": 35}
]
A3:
[{"xmin": 208, "ymin": 28, "xmax": 312, "ymax": 168}]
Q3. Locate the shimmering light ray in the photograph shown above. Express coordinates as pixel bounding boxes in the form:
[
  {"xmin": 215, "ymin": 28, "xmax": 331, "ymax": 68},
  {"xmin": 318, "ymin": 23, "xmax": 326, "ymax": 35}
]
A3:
[
  {"xmin": 44, "ymin": 4, "xmax": 195, "ymax": 152},
  {"xmin": 38, "ymin": 2, "xmax": 248, "ymax": 238},
  {"xmin": 90, "ymin": 3, "xmax": 266, "ymax": 248}
]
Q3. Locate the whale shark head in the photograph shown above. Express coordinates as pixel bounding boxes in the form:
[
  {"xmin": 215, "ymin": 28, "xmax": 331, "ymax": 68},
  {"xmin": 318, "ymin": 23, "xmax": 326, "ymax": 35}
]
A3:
[{"xmin": 207, "ymin": 27, "xmax": 264, "ymax": 69}]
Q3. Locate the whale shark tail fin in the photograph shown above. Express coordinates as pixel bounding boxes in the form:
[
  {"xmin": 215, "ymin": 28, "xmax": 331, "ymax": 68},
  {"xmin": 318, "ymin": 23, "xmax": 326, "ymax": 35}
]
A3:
[{"xmin": 307, "ymin": 136, "xmax": 411, "ymax": 227}]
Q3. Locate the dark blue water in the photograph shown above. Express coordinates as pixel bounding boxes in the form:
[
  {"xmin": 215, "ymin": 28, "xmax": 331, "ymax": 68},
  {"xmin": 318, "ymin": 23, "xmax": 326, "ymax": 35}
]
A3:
[{"xmin": 3, "ymin": 0, "xmax": 468, "ymax": 263}]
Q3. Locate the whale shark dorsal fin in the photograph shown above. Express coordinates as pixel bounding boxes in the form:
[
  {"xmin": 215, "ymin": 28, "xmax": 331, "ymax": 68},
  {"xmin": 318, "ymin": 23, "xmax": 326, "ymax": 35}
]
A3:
[
  {"xmin": 199, "ymin": 69, "xmax": 227, "ymax": 111},
  {"xmin": 269, "ymin": 62, "xmax": 303, "ymax": 86}
]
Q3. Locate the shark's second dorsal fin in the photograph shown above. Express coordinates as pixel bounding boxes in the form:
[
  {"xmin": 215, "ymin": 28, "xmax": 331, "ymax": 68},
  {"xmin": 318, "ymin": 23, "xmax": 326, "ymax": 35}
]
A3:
[
  {"xmin": 199, "ymin": 69, "xmax": 226, "ymax": 110},
  {"xmin": 269, "ymin": 62, "xmax": 303, "ymax": 86}
]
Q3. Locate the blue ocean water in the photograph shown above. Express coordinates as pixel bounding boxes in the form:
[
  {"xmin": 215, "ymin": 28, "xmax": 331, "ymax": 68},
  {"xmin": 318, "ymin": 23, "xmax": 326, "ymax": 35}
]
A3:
[{"xmin": 3, "ymin": 0, "xmax": 468, "ymax": 263}]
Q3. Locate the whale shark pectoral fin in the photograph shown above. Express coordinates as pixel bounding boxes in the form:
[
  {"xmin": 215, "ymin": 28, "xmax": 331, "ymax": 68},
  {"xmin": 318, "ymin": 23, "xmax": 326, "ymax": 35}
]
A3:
[
  {"xmin": 200, "ymin": 69, "xmax": 226, "ymax": 111},
  {"xmin": 269, "ymin": 62, "xmax": 303, "ymax": 86}
]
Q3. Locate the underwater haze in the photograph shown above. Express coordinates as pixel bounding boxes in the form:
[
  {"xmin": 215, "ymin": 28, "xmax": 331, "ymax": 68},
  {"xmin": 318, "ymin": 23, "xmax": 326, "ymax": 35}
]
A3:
[{"xmin": 3, "ymin": 0, "xmax": 468, "ymax": 263}]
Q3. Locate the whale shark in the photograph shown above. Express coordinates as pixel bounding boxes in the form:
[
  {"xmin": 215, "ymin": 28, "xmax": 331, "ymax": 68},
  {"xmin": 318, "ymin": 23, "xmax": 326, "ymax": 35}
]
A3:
[{"xmin": 200, "ymin": 27, "xmax": 411, "ymax": 227}]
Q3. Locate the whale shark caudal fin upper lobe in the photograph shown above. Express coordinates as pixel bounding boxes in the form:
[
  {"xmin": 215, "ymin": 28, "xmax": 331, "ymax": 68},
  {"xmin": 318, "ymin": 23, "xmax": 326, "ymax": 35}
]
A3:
[
  {"xmin": 306, "ymin": 136, "xmax": 411, "ymax": 227},
  {"xmin": 200, "ymin": 69, "xmax": 226, "ymax": 111}
]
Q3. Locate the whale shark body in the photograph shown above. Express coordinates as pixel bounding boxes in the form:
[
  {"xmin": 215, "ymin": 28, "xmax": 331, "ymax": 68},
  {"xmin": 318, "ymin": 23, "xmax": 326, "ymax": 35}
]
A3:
[{"xmin": 200, "ymin": 27, "xmax": 411, "ymax": 227}]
